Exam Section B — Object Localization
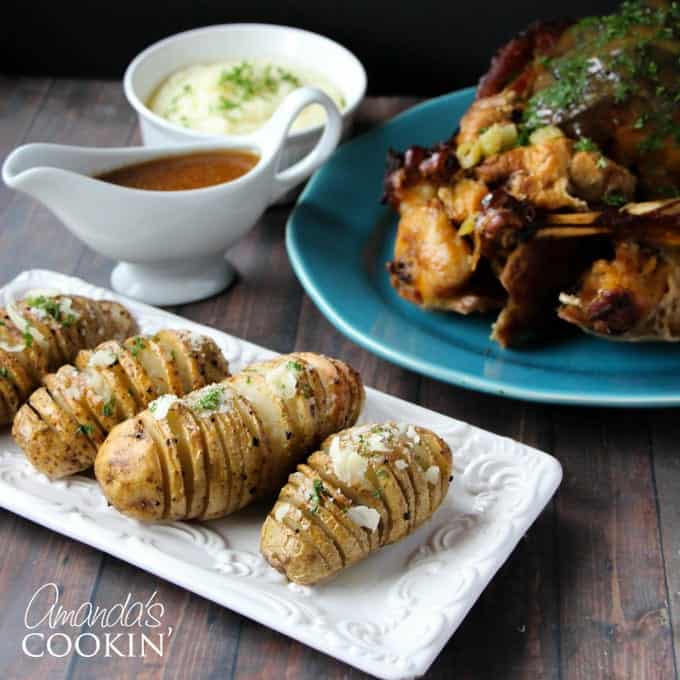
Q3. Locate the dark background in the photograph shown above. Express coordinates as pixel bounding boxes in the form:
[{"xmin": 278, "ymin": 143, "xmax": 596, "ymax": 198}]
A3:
[{"xmin": 3, "ymin": 0, "xmax": 619, "ymax": 95}]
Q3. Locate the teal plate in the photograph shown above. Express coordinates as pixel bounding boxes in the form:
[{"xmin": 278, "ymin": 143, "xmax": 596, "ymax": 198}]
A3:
[{"xmin": 286, "ymin": 88, "xmax": 680, "ymax": 407}]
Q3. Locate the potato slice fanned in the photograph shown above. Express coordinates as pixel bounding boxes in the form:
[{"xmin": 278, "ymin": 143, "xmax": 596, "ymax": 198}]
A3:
[
  {"xmin": 261, "ymin": 422, "xmax": 453, "ymax": 585},
  {"xmin": 12, "ymin": 330, "xmax": 229, "ymax": 479},
  {"xmin": 0, "ymin": 294, "xmax": 135, "ymax": 425},
  {"xmin": 95, "ymin": 353, "xmax": 364, "ymax": 521}
]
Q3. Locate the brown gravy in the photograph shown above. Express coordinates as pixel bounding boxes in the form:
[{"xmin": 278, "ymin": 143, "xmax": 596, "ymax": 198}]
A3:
[{"xmin": 97, "ymin": 150, "xmax": 259, "ymax": 191}]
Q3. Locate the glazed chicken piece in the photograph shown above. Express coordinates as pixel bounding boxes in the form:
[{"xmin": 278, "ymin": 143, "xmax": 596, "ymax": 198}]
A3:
[
  {"xmin": 384, "ymin": 1, "xmax": 680, "ymax": 347},
  {"xmin": 558, "ymin": 240, "xmax": 680, "ymax": 340},
  {"xmin": 387, "ymin": 193, "xmax": 504, "ymax": 314},
  {"xmin": 493, "ymin": 235, "xmax": 609, "ymax": 345},
  {"xmin": 474, "ymin": 139, "xmax": 637, "ymax": 211}
]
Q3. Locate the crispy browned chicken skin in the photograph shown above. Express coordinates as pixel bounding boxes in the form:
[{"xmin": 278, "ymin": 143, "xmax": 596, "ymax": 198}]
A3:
[{"xmin": 385, "ymin": 1, "xmax": 680, "ymax": 346}]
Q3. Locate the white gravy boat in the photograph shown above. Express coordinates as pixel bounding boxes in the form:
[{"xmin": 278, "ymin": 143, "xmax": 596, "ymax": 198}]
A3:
[{"xmin": 2, "ymin": 87, "xmax": 342, "ymax": 305}]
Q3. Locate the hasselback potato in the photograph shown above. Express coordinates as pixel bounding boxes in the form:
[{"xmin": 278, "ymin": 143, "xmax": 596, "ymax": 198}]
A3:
[
  {"xmin": 0, "ymin": 292, "xmax": 134, "ymax": 424},
  {"xmin": 95, "ymin": 353, "xmax": 364, "ymax": 521},
  {"xmin": 12, "ymin": 329, "xmax": 229, "ymax": 478},
  {"xmin": 260, "ymin": 422, "xmax": 452, "ymax": 585}
]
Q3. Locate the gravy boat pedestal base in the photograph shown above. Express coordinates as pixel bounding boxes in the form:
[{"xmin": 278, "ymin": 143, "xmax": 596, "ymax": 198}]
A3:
[{"xmin": 111, "ymin": 257, "xmax": 235, "ymax": 306}]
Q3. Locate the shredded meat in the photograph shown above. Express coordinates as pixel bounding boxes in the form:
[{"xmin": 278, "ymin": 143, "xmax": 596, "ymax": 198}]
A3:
[
  {"xmin": 569, "ymin": 152, "xmax": 637, "ymax": 205},
  {"xmin": 388, "ymin": 201, "xmax": 474, "ymax": 305},
  {"xmin": 474, "ymin": 139, "xmax": 636, "ymax": 210},
  {"xmin": 491, "ymin": 236, "xmax": 606, "ymax": 346},
  {"xmin": 437, "ymin": 178, "xmax": 489, "ymax": 223},
  {"xmin": 559, "ymin": 241, "xmax": 672, "ymax": 337},
  {"xmin": 387, "ymin": 200, "xmax": 504, "ymax": 313}
]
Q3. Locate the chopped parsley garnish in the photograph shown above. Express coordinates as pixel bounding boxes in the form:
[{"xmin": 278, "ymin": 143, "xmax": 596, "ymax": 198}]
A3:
[
  {"xmin": 519, "ymin": 0, "xmax": 680, "ymax": 159},
  {"xmin": 309, "ymin": 478, "xmax": 326, "ymax": 513},
  {"xmin": 372, "ymin": 489, "xmax": 382, "ymax": 499},
  {"xmin": 286, "ymin": 360, "xmax": 304, "ymax": 372},
  {"xmin": 76, "ymin": 423, "xmax": 94, "ymax": 436},
  {"xmin": 217, "ymin": 61, "xmax": 303, "ymax": 113},
  {"xmin": 574, "ymin": 137, "xmax": 600, "ymax": 153},
  {"xmin": 603, "ymin": 192, "xmax": 627, "ymax": 207},
  {"xmin": 0, "ymin": 367, "xmax": 9, "ymax": 379},
  {"xmin": 22, "ymin": 329, "xmax": 33, "ymax": 348},
  {"xmin": 130, "ymin": 337, "xmax": 146, "ymax": 357},
  {"xmin": 218, "ymin": 96, "xmax": 239, "ymax": 111},
  {"xmin": 26, "ymin": 295, "xmax": 76, "ymax": 326},
  {"xmin": 278, "ymin": 68, "xmax": 302, "ymax": 87},
  {"xmin": 196, "ymin": 387, "xmax": 224, "ymax": 411},
  {"xmin": 102, "ymin": 397, "xmax": 116, "ymax": 417},
  {"xmin": 517, "ymin": 127, "xmax": 531, "ymax": 147},
  {"xmin": 633, "ymin": 115, "xmax": 647, "ymax": 130},
  {"xmin": 27, "ymin": 295, "xmax": 60, "ymax": 319},
  {"xmin": 596, "ymin": 156, "xmax": 608, "ymax": 169}
]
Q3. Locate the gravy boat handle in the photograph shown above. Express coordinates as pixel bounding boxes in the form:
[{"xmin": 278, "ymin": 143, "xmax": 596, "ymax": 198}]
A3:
[{"xmin": 253, "ymin": 87, "xmax": 342, "ymax": 203}]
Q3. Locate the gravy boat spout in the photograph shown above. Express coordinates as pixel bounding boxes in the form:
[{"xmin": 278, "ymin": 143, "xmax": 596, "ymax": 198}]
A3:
[{"xmin": 2, "ymin": 87, "xmax": 342, "ymax": 305}]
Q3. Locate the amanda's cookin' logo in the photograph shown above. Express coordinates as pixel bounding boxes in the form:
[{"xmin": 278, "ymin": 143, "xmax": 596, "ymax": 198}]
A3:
[{"xmin": 22, "ymin": 583, "xmax": 173, "ymax": 659}]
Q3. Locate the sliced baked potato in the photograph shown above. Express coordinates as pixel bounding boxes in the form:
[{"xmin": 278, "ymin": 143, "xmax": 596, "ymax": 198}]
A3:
[
  {"xmin": 0, "ymin": 292, "xmax": 135, "ymax": 425},
  {"xmin": 260, "ymin": 422, "xmax": 453, "ymax": 585},
  {"xmin": 94, "ymin": 353, "xmax": 365, "ymax": 521},
  {"xmin": 12, "ymin": 330, "xmax": 229, "ymax": 478}
]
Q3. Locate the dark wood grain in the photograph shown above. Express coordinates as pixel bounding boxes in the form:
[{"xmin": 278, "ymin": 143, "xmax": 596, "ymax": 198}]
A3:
[
  {"xmin": 0, "ymin": 77, "xmax": 677, "ymax": 680},
  {"xmin": 553, "ymin": 408, "xmax": 675, "ymax": 679},
  {"xmin": 419, "ymin": 388, "xmax": 560, "ymax": 680}
]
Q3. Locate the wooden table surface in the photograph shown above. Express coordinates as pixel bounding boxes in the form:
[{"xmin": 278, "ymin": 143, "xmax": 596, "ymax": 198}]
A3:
[{"xmin": 1, "ymin": 76, "xmax": 679, "ymax": 680}]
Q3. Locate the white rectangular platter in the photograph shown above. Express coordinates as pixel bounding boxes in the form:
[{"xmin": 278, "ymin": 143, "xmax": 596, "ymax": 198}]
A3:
[{"xmin": 0, "ymin": 270, "xmax": 562, "ymax": 679}]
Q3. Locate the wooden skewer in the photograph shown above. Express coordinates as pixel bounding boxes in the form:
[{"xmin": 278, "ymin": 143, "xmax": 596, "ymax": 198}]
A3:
[
  {"xmin": 536, "ymin": 226, "xmax": 611, "ymax": 238},
  {"xmin": 545, "ymin": 212, "xmax": 602, "ymax": 225},
  {"xmin": 536, "ymin": 200, "xmax": 680, "ymax": 240}
]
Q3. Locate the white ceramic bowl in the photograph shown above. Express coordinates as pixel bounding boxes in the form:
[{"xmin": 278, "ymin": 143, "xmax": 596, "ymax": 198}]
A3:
[{"xmin": 124, "ymin": 23, "xmax": 366, "ymax": 201}]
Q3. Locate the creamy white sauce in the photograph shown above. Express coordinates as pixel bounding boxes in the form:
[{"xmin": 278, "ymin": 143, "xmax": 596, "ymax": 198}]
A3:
[
  {"xmin": 149, "ymin": 394, "xmax": 179, "ymax": 420},
  {"xmin": 274, "ymin": 502, "xmax": 292, "ymax": 522},
  {"xmin": 329, "ymin": 435, "xmax": 368, "ymax": 485},
  {"xmin": 266, "ymin": 363, "xmax": 298, "ymax": 399},
  {"xmin": 0, "ymin": 341, "xmax": 24, "ymax": 353},
  {"xmin": 185, "ymin": 383, "xmax": 233, "ymax": 415},
  {"xmin": 64, "ymin": 383, "xmax": 84, "ymax": 401},
  {"xmin": 6, "ymin": 302, "xmax": 47, "ymax": 348},
  {"xmin": 84, "ymin": 370, "xmax": 112, "ymax": 402},
  {"xmin": 148, "ymin": 59, "xmax": 346, "ymax": 135},
  {"xmin": 58, "ymin": 297, "xmax": 80, "ymax": 322},
  {"xmin": 425, "ymin": 465, "xmax": 441, "ymax": 485},
  {"xmin": 88, "ymin": 348, "xmax": 118, "ymax": 368},
  {"xmin": 347, "ymin": 505, "xmax": 380, "ymax": 532}
]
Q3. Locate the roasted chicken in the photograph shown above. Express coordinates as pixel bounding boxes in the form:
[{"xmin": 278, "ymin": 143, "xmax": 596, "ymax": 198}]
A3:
[{"xmin": 385, "ymin": 1, "xmax": 680, "ymax": 346}]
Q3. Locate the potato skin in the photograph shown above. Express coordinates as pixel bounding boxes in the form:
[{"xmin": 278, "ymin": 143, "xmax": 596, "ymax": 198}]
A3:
[
  {"xmin": 260, "ymin": 423, "xmax": 453, "ymax": 585},
  {"xmin": 95, "ymin": 353, "xmax": 365, "ymax": 521},
  {"xmin": 0, "ymin": 295, "xmax": 135, "ymax": 425},
  {"xmin": 12, "ymin": 330, "xmax": 229, "ymax": 479},
  {"xmin": 93, "ymin": 417, "xmax": 165, "ymax": 520}
]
